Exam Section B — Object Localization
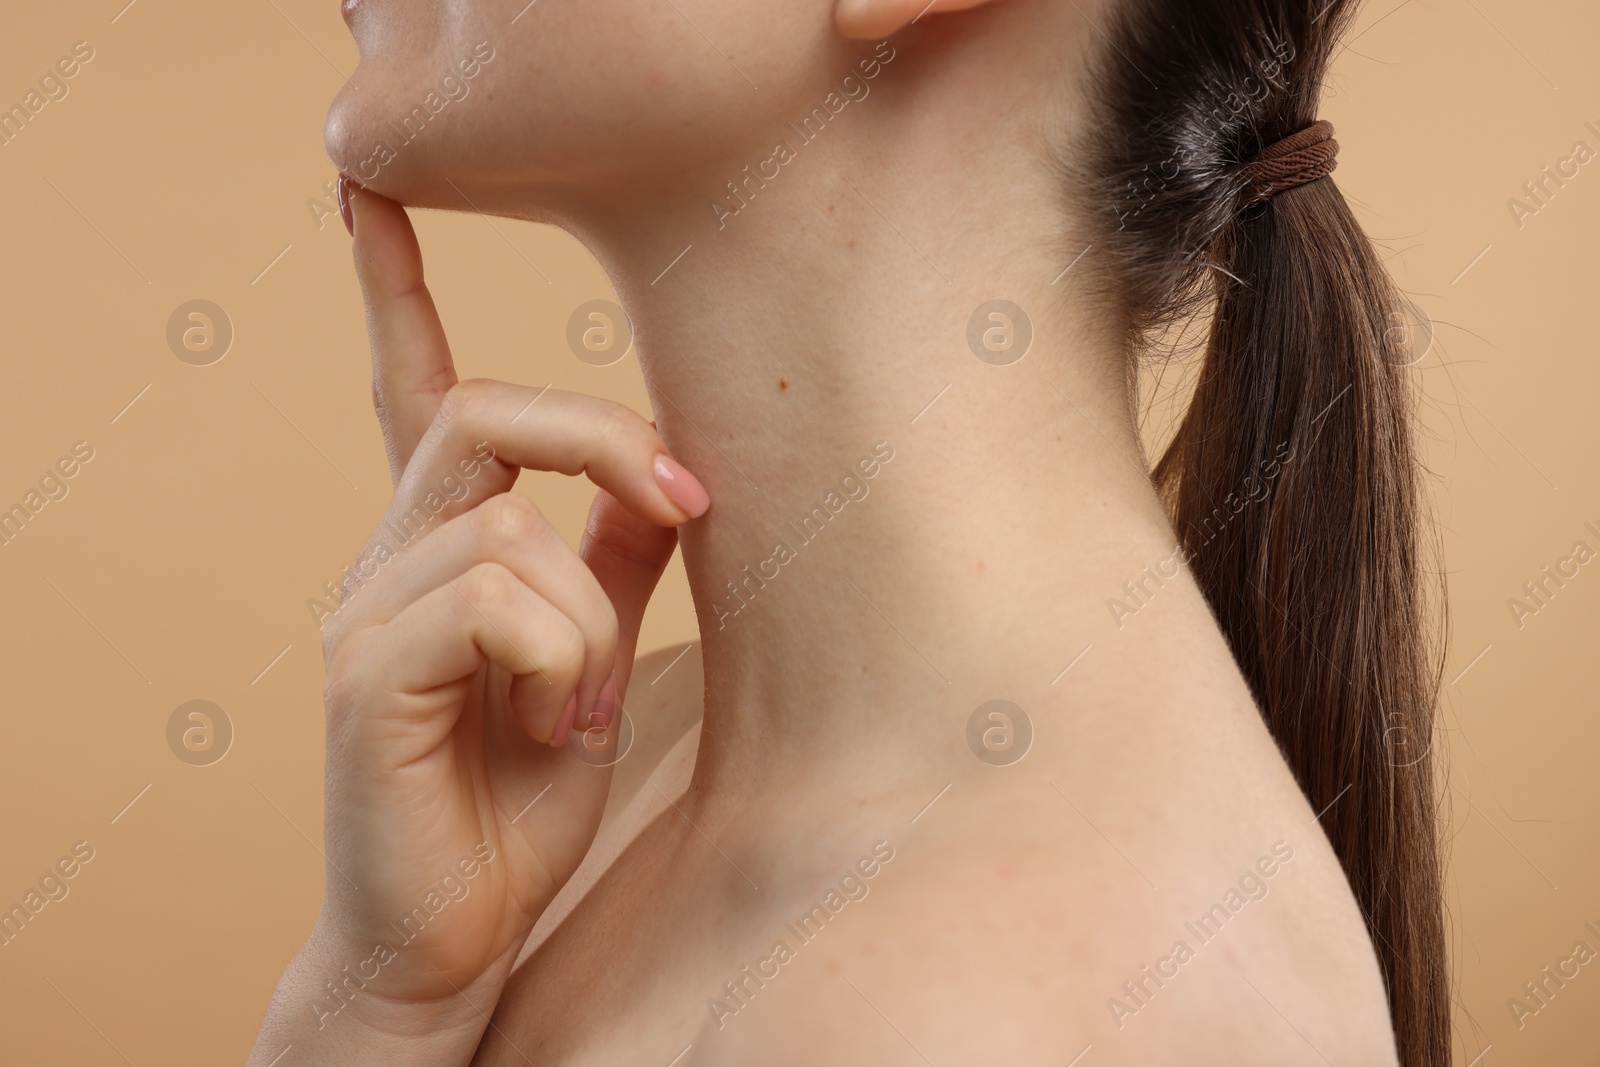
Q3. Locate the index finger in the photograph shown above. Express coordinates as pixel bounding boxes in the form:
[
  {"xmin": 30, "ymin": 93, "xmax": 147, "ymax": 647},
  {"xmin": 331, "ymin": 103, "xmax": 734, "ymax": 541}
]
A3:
[
  {"xmin": 341, "ymin": 175, "xmax": 458, "ymax": 486},
  {"xmin": 390, "ymin": 378, "xmax": 712, "ymax": 536}
]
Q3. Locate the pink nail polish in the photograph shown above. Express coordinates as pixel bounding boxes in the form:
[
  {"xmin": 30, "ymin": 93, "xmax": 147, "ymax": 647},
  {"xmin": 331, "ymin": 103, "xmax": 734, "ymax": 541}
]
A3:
[
  {"xmin": 550, "ymin": 692, "xmax": 578, "ymax": 748},
  {"xmin": 590, "ymin": 671, "xmax": 618, "ymax": 731},
  {"xmin": 653, "ymin": 455, "xmax": 710, "ymax": 519}
]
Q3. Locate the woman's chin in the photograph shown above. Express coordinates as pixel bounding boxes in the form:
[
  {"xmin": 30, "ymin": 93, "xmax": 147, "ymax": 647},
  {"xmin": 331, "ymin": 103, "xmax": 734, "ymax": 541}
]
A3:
[
  {"xmin": 323, "ymin": 86, "xmax": 415, "ymax": 200},
  {"xmin": 322, "ymin": 74, "xmax": 501, "ymax": 209},
  {"xmin": 322, "ymin": 83, "xmax": 366, "ymax": 176}
]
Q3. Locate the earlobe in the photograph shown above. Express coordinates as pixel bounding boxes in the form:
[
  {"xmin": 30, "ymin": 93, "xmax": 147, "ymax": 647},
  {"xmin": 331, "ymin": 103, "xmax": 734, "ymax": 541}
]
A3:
[{"xmin": 834, "ymin": 0, "xmax": 1005, "ymax": 41}]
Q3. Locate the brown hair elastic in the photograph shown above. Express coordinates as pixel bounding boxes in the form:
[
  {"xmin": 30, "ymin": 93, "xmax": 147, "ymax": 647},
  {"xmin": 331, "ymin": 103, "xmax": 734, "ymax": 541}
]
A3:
[{"xmin": 1242, "ymin": 120, "xmax": 1339, "ymax": 202}]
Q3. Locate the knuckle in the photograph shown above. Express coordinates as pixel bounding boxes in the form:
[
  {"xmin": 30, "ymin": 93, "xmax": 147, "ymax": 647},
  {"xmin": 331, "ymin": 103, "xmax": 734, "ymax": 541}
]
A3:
[
  {"xmin": 437, "ymin": 377, "xmax": 492, "ymax": 431},
  {"xmin": 460, "ymin": 561, "xmax": 518, "ymax": 614},
  {"xmin": 598, "ymin": 400, "xmax": 653, "ymax": 453},
  {"xmin": 476, "ymin": 492, "xmax": 547, "ymax": 555},
  {"xmin": 412, "ymin": 379, "xmax": 492, "ymax": 469}
]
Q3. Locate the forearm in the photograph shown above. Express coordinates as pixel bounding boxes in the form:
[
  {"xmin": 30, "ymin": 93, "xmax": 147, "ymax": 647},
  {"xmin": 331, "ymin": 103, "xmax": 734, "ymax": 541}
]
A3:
[{"xmin": 246, "ymin": 931, "xmax": 505, "ymax": 1067}]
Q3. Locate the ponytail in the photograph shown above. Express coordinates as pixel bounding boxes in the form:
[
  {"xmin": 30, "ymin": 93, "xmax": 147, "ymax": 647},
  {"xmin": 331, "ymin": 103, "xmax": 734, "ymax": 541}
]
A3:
[{"xmin": 1069, "ymin": 2, "xmax": 1448, "ymax": 1062}]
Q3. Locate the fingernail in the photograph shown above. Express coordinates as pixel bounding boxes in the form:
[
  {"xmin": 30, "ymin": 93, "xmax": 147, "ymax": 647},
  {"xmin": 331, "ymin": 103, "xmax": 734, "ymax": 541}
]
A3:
[
  {"xmin": 549, "ymin": 692, "xmax": 579, "ymax": 748},
  {"xmin": 336, "ymin": 173, "xmax": 361, "ymax": 237},
  {"xmin": 653, "ymin": 455, "xmax": 710, "ymax": 519},
  {"xmin": 590, "ymin": 671, "xmax": 617, "ymax": 731}
]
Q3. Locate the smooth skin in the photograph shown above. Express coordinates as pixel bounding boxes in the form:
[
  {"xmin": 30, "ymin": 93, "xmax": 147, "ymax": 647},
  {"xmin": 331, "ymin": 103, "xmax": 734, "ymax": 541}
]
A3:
[
  {"xmin": 245, "ymin": 186, "xmax": 709, "ymax": 1066},
  {"xmin": 249, "ymin": 0, "xmax": 1405, "ymax": 1063}
]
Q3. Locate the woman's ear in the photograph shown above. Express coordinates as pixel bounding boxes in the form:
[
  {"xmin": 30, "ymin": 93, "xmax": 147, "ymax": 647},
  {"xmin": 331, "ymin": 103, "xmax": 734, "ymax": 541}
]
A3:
[{"xmin": 835, "ymin": 0, "xmax": 1008, "ymax": 40}]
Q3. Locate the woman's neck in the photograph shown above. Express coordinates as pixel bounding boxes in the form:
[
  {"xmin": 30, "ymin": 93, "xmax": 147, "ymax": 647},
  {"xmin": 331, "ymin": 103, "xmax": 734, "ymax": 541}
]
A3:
[{"xmin": 523, "ymin": 24, "xmax": 1210, "ymax": 809}]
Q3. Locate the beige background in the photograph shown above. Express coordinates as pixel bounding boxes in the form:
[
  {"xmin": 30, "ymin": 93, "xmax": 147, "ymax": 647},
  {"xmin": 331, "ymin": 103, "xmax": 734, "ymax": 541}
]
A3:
[{"xmin": 0, "ymin": 1, "xmax": 1594, "ymax": 1063}]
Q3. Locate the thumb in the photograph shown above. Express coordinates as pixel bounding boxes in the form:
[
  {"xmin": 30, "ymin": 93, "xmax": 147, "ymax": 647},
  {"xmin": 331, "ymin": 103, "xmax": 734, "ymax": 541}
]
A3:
[{"xmin": 579, "ymin": 488, "xmax": 682, "ymax": 698}]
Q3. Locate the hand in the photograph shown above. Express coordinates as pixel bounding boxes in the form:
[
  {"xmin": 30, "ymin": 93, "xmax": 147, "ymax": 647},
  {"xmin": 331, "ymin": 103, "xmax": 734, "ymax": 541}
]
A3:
[{"xmin": 289, "ymin": 181, "xmax": 708, "ymax": 1046}]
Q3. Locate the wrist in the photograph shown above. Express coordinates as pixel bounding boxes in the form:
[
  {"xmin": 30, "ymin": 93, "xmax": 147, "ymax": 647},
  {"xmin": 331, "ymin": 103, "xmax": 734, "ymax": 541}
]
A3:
[{"xmin": 288, "ymin": 924, "xmax": 511, "ymax": 1055}]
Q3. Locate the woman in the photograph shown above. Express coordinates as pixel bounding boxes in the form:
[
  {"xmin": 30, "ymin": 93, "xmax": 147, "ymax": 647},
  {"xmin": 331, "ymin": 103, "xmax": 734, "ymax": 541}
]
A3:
[{"xmin": 248, "ymin": 0, "xmax": 1447, "ymax": 1063}]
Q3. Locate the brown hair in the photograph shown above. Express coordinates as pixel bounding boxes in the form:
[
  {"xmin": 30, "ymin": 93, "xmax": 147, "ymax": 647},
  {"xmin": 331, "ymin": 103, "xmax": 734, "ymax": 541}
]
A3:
[{"xmin": 1067, "ymin": 1, "xmax": 1449, "ymax": 1062}]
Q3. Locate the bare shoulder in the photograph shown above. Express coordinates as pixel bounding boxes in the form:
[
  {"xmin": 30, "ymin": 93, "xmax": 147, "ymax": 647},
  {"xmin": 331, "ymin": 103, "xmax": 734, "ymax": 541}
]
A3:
[{"xmin": 685, "ymin": 781, "xmax": 1399, "ymax": 1067}]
